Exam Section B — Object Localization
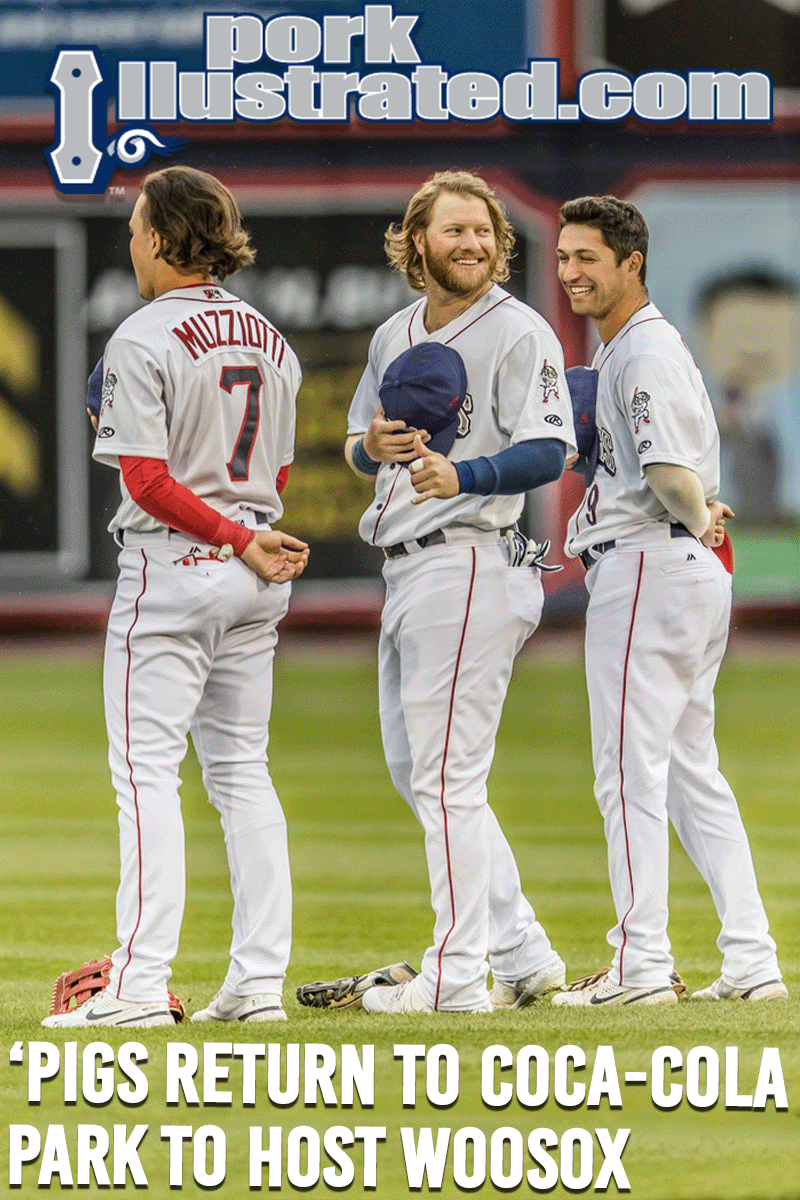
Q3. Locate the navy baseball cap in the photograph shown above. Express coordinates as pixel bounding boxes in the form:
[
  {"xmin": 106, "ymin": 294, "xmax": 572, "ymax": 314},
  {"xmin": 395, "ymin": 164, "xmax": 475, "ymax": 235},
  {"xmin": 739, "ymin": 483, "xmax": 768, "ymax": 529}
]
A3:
[
  {"xmin": 379, "ymin": 342, "xmax": 468, "ymax": 457},
  {"xmin": 566, "ymin": 365, "xmax": 600, "ymax": 485},
  {"xmin": 87, "ymin": 356, "xmax": 104, "ymax": 419}
]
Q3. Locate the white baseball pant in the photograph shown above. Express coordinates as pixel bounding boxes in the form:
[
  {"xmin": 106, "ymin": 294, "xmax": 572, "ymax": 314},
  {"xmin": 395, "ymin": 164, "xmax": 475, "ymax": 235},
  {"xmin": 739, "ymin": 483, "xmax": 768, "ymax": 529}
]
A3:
[
  {"xmin": 584, "ymin": 535, "xmax": 780, "ymax": 988},
  {"xmin": 102, "ymin": 532, "xmax": 292, "ymax": 1003},
  {"xmin": 379, "ymin": 537, "xmax": 561, "ymax": 1010}
]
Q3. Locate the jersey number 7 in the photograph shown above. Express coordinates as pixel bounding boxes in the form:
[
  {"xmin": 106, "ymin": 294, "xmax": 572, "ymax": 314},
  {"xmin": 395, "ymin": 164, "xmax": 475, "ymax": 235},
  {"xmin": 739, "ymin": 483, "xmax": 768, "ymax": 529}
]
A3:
[{"xmin": 221, "ymin": 365, "xmax": 263, "ymax": 482}]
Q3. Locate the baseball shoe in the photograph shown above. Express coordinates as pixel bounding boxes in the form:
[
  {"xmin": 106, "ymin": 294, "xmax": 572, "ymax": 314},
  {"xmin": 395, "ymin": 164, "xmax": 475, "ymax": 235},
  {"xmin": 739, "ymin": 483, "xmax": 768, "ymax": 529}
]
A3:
[
  {"xmin": 42, "ymin": 988, "xmax": 173, "ymax": 1028},
  {"xmin": 690, "ymin": 977, "xmax": 788, "ymax": 1002},
  {"xmin": 191, "ymin": 988, "xmax": 287, "ymax": 1023},
  {"xmin": 362, "ymin": 979, "xmax": 492, "ymax": 1014},
  {"xmin": 552, "ymin": 970, "xmax": 678, "ymax": 1008},
  {"xmin": 296, "ymin": 962, "xmax": 419, "ymax": 1011},
  {"xmin": 491, "ymin": 958, "xmax": 566, "ymax": 1009}
]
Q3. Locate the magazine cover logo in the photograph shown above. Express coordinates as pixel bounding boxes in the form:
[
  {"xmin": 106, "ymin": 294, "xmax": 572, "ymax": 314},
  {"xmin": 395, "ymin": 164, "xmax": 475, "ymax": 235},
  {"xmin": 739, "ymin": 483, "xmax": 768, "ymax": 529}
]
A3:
[
  {"xmin": 44, "ymin": 8, "xmax": 773, "ymax": 196},
  {"xmin": 46, "ymin": 46, "xmax": 189, "ymax": 195}
]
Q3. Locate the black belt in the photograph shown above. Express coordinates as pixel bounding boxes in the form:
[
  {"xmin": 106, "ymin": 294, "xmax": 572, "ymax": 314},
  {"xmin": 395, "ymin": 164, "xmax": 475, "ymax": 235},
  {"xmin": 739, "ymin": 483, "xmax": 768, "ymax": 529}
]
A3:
[
  {"xmin": 383, "ymin": 528, "xmax": 447, "ymax": 559},
  {"xmin": 383, "ymin": 525, "xmax": 518, "ymax": 560},
  {"xmin": 579, "ymin": 523, "xmax": 695, "ymax": 571}
]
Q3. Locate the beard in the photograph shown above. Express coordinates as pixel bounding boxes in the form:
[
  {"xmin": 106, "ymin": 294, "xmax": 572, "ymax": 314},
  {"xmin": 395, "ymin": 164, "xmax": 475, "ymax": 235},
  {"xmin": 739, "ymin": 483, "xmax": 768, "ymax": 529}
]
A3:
[{"xmin": 421, "ymin": 236, "xmax": 496, "ymax": 297}]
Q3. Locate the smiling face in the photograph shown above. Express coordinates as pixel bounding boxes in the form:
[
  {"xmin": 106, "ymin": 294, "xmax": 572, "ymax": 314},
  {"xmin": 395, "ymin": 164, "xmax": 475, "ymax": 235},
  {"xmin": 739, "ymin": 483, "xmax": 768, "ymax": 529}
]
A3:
[
  {"xmin": 557, "ymin": 223, "xmax": 646, "ymax": 342},
  {"xmin": 414, "ymin": 191, "xmax": 498, "ymax": 301}
]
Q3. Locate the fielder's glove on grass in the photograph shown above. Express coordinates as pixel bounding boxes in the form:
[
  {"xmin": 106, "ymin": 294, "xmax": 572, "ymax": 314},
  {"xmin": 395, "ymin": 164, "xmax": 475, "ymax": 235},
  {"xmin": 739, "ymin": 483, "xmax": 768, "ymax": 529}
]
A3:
[
  {"xmin": 49, "ymin": 956, "xmax": 186, "ymax": 1022},
  {"xmin": 296, "ymin": 962, "xmax": 418, "ymax": 1010}
]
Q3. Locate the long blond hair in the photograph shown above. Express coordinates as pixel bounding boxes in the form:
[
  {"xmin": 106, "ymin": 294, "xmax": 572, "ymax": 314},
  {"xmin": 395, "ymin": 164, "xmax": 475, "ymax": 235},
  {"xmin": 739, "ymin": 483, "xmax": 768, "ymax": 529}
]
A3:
[{"xmin": 384, "ymin": 170, "xmax": 515, "ymax": 292}]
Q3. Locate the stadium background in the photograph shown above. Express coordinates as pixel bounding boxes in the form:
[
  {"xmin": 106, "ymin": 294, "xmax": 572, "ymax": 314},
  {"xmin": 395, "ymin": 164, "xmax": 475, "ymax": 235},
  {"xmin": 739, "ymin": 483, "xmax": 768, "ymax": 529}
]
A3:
[{"xmin": 0, "ymin": 2, "xmax": 798, "ymax": 1198}]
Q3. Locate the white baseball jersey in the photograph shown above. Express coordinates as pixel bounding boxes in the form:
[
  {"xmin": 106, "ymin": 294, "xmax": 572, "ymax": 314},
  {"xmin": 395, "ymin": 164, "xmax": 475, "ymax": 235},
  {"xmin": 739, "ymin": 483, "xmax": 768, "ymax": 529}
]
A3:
[
  {"xmin": 89, "ymin": 281, "xmax": 301, "ymax": 1010},
  {"xmin": 567, "ymin": 299, "xmax": 781, "ymax": 995},
  {"xmin": 93, "ymin": 283, "xmax": 300, "ymax": 531},
  {"xmin": 348, "ymin": 284, "xmax": 576, "ymax": 546},
  {"xmin": 349, "ymin": 283, "xmax": 572, "ymax": 1010},
  {"xmin": 566, "ymin": 302, "xmax": 720, "ymax": 556}
]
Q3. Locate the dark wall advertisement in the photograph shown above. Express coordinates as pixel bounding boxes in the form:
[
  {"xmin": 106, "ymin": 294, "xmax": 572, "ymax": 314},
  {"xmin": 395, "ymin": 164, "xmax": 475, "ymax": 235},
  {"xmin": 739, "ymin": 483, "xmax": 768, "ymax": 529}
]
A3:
[{"xmin": 0, "ymin": 222, "xmax": 87, "ymax": 577}]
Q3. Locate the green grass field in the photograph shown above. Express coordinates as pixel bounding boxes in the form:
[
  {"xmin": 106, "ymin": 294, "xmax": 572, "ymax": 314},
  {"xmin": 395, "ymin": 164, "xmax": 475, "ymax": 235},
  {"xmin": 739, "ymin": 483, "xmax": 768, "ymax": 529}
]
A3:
[{"xmin": 0, "ymin": 635, "xmax": 798, "ymax": 1198}]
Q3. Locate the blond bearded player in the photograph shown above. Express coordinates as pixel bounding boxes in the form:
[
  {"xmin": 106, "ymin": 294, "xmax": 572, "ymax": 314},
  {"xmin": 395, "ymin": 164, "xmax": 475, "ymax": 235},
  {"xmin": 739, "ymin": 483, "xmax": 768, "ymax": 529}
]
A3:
[
  {"xmin": 341, "ymin": 171, "xmax": 576, "ymax": 1014},
  {"xmin": 44, "ymin": 167, "xmax": 308, "ymax": 1029},
  {"xmin": 553, "ymin": 195, "xmax": 785, "ymax": 1007}
]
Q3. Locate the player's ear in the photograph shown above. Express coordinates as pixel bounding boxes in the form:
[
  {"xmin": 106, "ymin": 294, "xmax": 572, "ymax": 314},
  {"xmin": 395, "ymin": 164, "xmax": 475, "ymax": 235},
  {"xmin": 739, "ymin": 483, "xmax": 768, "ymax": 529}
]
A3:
[
  {"xmin": 411, "ymin": 226, "xmax": 426, "ymax": 258},
  {"xmin": 150, "ymin": 228, "xmax": 164, "ymax": 260},
  {"xmin": 627, "ymin": 251, "xmax": 644, "ymax": 279}
]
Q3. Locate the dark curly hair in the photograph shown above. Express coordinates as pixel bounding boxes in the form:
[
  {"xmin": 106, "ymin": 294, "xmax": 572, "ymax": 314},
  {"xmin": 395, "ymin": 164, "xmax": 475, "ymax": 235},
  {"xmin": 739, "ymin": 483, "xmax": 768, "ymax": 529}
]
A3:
[
  {"xmin": 140, "ymin": 166, "xmax": 255, "ymax": 282},
  {"xmin": 559, "ymin": 195, "xmax": 649, "ymax": 286}
]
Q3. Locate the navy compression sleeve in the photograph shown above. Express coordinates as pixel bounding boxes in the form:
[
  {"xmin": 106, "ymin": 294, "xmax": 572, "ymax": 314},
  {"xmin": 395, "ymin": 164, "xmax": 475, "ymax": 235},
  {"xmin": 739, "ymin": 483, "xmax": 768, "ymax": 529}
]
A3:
[{"xmin": 454, "ymin": 438, "xmax": 566, "ymax": 496}]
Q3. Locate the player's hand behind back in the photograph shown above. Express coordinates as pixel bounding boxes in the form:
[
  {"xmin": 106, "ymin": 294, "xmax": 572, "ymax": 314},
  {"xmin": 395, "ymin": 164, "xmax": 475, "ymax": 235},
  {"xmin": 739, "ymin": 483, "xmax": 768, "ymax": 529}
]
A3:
[
  {"xmin": 701, "ymin": 501, "xmax": 734, "ymax": 549},
  {"xmin": 241, "ymin": 530, "xmax": 309, "ymax": 584}
]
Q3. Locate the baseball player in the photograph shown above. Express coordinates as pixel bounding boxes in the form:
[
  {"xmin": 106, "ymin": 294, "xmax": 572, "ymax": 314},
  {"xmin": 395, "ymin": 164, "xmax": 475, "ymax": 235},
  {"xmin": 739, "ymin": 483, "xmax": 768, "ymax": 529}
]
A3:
[
  {"xmin": 43, "ymin": 166, "xmax": 308, "ymax": 1029},
  {"xmin": 343, "ymin": 171, "xmax": 576, "ymax": 1013},
  {"xmin": 552, "ymin": 195, "xmax": 785, "ymax": 1007}
]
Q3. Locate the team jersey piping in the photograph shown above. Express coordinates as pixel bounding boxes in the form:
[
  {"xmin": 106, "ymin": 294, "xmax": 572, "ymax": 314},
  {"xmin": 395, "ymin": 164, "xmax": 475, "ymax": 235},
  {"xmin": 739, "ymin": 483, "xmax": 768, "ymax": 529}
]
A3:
[
  {"xmin": 370, "ymin": 467, "xmax": 403, "ymax": 545},
  {"xmin": 153, "ymin": 291, "xmax": 242, "ymax": 304},
  {"xmin": 407, "ymin": 293, "xmax": 512, "ymax": 347},
  {"xmin": 597, "ymin": 316, "xmax": 665, "ymax": 375}
]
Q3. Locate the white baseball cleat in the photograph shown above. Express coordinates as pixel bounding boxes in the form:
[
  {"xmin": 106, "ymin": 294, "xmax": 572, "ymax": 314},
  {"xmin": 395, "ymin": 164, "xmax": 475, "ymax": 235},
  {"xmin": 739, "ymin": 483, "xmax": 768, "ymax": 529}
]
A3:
[
  {"xmin": 362, "ymin": 980, "xmax": 492, "ymax": 1014},
  {"xmin": 552, "ymin": 973, "xmax": 678, "ymax": 1008},
  {"xmin": 42, "ymin": 988, "xmax": 173, "ymax": 1028},
  {"xmin": 191, "ymin": 988, "xmax": 287, "ymax": 1023},
  {"xmin": 491, "ymin": 958, "xmax": 566, "ymax": 1009},
  {"xmin": 690, "ymin": 977, "xmax": 788, "ymax": 1002}
]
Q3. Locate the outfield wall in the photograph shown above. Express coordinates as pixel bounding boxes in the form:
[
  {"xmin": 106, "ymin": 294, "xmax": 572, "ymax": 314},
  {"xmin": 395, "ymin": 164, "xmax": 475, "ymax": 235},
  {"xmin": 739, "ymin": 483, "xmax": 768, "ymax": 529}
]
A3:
[{"xmin": 0, "ymin": 0, "xmax": 798, "ymax": 620}]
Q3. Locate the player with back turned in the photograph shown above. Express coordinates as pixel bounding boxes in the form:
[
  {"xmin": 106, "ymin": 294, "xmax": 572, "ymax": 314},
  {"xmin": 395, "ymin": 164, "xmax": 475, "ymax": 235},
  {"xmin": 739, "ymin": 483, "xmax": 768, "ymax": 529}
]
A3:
[
  {"xmin": 43, "ymin": 166, "xmax": 308, "ymax": 1029},
  {"xmin": 332, "ymin": 170, "xmax": 576, "ymax": 1014},
  {"xmin": 552, "ymin": 195, "xmax": 786, "ymax": 1007}
]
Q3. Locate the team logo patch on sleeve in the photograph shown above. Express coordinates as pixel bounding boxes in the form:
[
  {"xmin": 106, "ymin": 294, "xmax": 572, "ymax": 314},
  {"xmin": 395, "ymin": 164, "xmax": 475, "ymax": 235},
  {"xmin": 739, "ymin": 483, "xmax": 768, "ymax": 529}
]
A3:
[
  {"xmin": 101, "ymin": 370, "xmax": 117, "ymax": 411},
  {"xmin": 539, "ymin": 361, "xmax": 560, "ymax": 402},
  {"xmin": 631, "ymin": 387, "xmax": 651, "ymax": 433}
]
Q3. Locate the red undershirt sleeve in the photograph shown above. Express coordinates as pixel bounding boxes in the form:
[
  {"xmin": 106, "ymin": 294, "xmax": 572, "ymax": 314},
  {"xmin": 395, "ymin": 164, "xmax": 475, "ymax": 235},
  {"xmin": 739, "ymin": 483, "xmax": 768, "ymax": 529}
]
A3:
[
  {"xmin": 119, "ymin": 456, "xmax": 255, "ymax": 557},
  {"xmin": 277, "ymin": 464, "xmax": 290, "ymax": 495}
]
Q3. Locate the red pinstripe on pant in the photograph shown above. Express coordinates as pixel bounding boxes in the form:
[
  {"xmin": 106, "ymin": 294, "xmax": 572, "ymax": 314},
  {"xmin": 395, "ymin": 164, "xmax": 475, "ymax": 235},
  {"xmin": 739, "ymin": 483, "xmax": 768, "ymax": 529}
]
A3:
[
  {"xmin": 617, "ymin": 551, "xmax": 644, "ymax": 986},
  {"xmin": 434, "ymin": 547, "xmax": 477, "ymax": 1009},
  {"xmin": 117, "ymin": 550, "xmax": 148, "ymax": 998}
]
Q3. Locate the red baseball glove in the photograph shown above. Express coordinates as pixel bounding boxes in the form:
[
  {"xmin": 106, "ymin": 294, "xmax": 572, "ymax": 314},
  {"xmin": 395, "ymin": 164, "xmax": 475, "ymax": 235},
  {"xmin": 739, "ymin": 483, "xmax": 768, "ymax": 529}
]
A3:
[{"xmin": 49, "ymin": 956, "xmax": 185, "ymax": 1022}]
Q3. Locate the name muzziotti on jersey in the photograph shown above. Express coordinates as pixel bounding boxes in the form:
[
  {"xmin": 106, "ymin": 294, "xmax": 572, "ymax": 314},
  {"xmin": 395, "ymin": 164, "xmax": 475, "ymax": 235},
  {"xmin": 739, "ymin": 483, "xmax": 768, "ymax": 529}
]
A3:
[{"xmin": 170, "ymin": 306, "xmax": 287, "ymax": 369}]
